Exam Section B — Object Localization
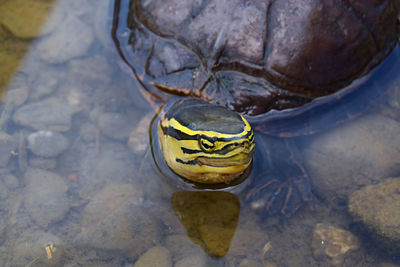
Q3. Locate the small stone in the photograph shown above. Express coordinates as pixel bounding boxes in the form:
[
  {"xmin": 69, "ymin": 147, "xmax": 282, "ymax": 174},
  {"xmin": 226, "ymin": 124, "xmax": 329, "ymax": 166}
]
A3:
[
  {"xmin": 13, "ymin": 98, "xmax": 75, "ymax": 131},
  {"xmin": 348, "ymin": 177, "xmax": 400, "ymax": 254},
  {"xmin": 37, "ymin": 16, "xmax": 93, "ymax": 64},
  {"xmin": 24, "ymin": 168, "xmax": 70, "ymax": 227},
  {"xmin": 311, "ymin": 223, "xmax": 359, "ymax": 266},
  {"xmin": 304, "ymin": 115, "xmax": 400, "ymax": 205},
  {"xmin": 27, "ymin": 130, "xmax": 69, "ymax": 157},
  {"xmin": 0, "ymin": 131, "xmax": 17, "ymax": 167},
  {"xmin": 134, "ymin": 246, "xmax": 172, "ymax": 267},
  {"xmin": 98, "ymin": 112, "xmax": 135, "ymax": 140}
]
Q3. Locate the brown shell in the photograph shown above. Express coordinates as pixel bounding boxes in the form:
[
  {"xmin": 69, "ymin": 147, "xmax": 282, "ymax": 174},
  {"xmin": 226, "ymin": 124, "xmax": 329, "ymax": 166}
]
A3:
[{"xmin": 125, "ymin": 0, "xmax": 399, "ymax": 116}]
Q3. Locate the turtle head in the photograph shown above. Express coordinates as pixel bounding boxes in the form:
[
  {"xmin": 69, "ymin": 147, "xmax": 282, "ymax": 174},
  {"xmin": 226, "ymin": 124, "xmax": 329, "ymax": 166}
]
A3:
[{"xmin": 158, "ymin": 99, "xmax": 255, "ymax": 184}]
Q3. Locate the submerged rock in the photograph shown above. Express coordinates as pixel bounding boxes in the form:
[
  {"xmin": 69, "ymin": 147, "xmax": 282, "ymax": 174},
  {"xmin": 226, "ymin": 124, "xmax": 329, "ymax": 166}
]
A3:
[
  {"xmin": 27, "ymin": 130, "xmax": 69, "ymax": 157},
  {"xmin": 74, "ymin": 190, "xmax": 159, "ymax": 259},
  {"xmin": 37, "ymin": 16, "xmax": 93, "ymax": 64},
  {"xmin": 24, "ymin": 168, "xmax": 70, "ymax": 227},
  {"xmin": 13, "ymin": 98, "xmax": 75, "ymax": 131},
  {"xmin": 133, "ymin": 246, "xmax": 172, "ymax": 267},
  {"xmin": 348, "ymin": 177, "xmax": 400, "ymax": 254},
  {"xmin": 311, "ymin": 223, "xmax": 359, "ymax": 266},
  {"xmin": 80, "ymin": 183, "xmax": 143, "ymax": 228},
  {"xmin": 303, "ymin": 115, "xmax": 400, "ymax": 205}
]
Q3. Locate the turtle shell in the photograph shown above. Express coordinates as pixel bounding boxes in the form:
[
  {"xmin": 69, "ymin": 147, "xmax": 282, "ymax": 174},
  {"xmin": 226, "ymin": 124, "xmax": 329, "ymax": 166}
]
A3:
[{"xmin": 119, "ymin": 0, "xmax": 399, "ymax": 116}]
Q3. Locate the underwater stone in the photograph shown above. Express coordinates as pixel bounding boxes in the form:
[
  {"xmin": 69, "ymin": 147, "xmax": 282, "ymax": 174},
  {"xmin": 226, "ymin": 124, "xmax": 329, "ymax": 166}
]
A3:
[
  {"xmin": 13, "ymin": 98, "xmax": 74, "ymax": 132},
  {"xmin": 349, "ymin": 177, "xmax": 400, "ymax": 254},
  {"xmin": 27, "ymin": 130, "xmax": 69, "ymax": 157},
  {"xmin": 24, "ymin": 168, "xmax": 70, "ymax": 227},
  {"xmin": 133, "ymin": 246, "xmax": 172, "ymax": 267},
  {"xmin": 304, "ymin": 114, "xmax": 400, "ymax": 205},
  {"xmin": 312, "ymin": 223, "xmax": 359, "ymax": 266},
  {"xmin": 37, "ymin": 16, "xmax": 93, "ymax": 64}
]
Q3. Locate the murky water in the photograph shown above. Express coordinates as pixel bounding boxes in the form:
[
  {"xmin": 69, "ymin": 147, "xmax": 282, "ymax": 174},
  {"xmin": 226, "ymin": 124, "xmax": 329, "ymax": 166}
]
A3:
[{"xmin": 0, "ymin": 0, "xmax": 399, "ymax": 266}]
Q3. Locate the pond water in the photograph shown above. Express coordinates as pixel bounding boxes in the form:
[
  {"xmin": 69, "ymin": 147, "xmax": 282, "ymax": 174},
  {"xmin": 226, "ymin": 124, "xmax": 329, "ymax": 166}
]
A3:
[{"xmin": 0, "ymin": 0, "xmax": 399, "ymax": 266}]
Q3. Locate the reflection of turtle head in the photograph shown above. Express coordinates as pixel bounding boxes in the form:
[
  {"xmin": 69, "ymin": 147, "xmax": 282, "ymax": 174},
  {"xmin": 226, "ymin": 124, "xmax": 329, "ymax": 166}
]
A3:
[
  {"xmin": 171, "ymin": 191, "xmax": 240, "ymax": 257},
  {"xmin": 158, "ymin": 99, "xmax": 255, "ymax": 184}
]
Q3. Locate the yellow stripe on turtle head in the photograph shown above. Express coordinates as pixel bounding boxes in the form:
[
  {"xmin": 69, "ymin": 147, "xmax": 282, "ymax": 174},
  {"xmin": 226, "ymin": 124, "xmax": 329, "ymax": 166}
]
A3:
[{"xmin": 158, "ymin": 100, "xmax": 255, "ymax": 184}]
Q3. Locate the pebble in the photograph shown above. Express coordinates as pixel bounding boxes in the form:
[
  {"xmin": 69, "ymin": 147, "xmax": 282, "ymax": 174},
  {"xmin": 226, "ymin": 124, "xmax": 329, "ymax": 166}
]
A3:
[
  {"xmin": 27, "ymin": 130, "xmax": 69, "ymax": 157},
  {"xmin": 133, "ymin": 246, "xmax": 172, "ymax": 267},
  {"xmin": 303, "ymin": 115, "xmax": 400, "ymax": 205},
  {"xmin": 0, "ymin": 131, "xmax": 17, "ymax": 167},
  {"xmin": 24, "ymin": 168, "xmax": 70, "ymax": 227},
  {"xmin": 311, "ymin": 223, "xmax": 359, "ymax": 266},
  {"xmin": 13, "ymin": 98, "xmax": 75, "ymax": 131},
  {"xmin": 348, "ymin": 177, "xmax": 400, "ymax": 254},
  {"xmin": 37, "ymin": 16, "xmax": 94, "ymax": 64}
]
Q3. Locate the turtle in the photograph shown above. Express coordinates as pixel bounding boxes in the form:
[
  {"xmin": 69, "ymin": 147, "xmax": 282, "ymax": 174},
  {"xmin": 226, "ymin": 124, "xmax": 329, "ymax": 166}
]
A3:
[{"xmin": 112, "ymin": 0, "xmax": 400, "ymax": 216}]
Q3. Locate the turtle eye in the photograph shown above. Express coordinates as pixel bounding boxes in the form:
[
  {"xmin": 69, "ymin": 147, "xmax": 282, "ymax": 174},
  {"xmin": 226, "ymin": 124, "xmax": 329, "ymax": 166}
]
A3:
[{"xmin": 199, "ymin": 137, "xmax": 215, "ymax": 153}]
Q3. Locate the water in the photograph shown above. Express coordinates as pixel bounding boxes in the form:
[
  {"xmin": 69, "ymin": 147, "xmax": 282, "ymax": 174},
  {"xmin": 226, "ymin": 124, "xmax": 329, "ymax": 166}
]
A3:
[{"xmin": 0, "ymin": 0, "xmax": 399, "ymax": 266}]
